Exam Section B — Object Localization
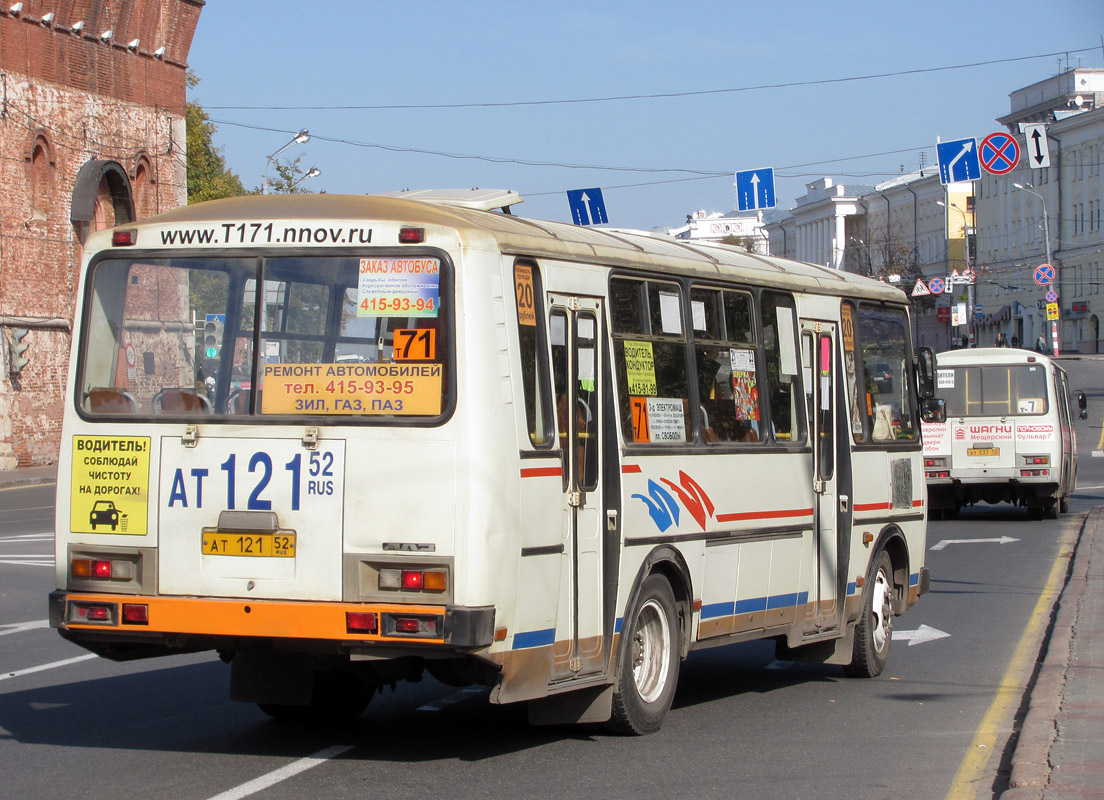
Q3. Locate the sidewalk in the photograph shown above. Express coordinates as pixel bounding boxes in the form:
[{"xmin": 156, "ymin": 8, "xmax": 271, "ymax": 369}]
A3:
[
  {"xmin": 1002, "ymin": 506, "xmax": 1104, "ymax": 799},
  {"xmin": 0, "ymin": 463, "xmax": 57, "ymax": 489}
]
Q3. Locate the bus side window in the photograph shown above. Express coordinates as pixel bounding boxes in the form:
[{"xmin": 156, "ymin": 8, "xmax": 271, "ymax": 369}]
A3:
[
  {"xmin": 760, "ymin": 291, "xmax": 804, "ymax": 443},
  {"xmin": 691, "ymin": 286, "xmax": 761, "ymax": 444},
  {"xmin": 856, "ymin": 304, "xmax": 917, "ymax": 441},
  {"xmin": 610, "ymin": 277, "xmax": 690, "ymax": 445},
  {"xmin": 513, "ymin": 261, "xmax": 554, "ymax": 447}
]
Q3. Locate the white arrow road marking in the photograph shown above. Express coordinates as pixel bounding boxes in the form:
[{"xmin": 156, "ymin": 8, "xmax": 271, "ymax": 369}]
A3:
[
  {"xmin": 948, "ymin": 140, "xmax": 975, "ymax": 178},
  {"xmin": 893, "ymin": 624, "xmax": 951, "ymax": 646},
  {"xmin": 205, "ymin": 745, "xmax": 356, "ymax": 800},
  {"xmin": 930, "ymin": 536, "xmax": 1019, "ymax": 551}
]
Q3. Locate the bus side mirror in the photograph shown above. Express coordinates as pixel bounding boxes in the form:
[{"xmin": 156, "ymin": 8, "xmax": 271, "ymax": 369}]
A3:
[
  {"xmin": 921, "ymin": 397, "xmax": 947, "ymax": 424},
  {"xmin": 1077, "ymin": 390, "xmax": 1088, "ymax": 420},
  {"xmin": 916, "ymin": 347, "xmax": 936, "ymax": 399}
]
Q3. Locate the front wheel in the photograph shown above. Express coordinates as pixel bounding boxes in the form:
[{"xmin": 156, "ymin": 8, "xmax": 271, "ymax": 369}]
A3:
[
  {"xmin": 844, "ymin": 550, "xmax": 894, "ymax": 678},
  {"xmin": 606, "ymin": 574, "xmax": 680, "ymax": 735}
]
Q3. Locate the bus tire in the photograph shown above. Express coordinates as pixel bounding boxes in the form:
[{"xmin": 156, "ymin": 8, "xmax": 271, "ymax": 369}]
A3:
[
  {"xmin": 1060, "ymin": 494, "xmax": 1070, "ymax": 514},
  {"xmin": 844, "ymin": 550, "xmax": 894, "ymax": 679},
  {"xmin": 606, "ymin": 573, "xmax": 680, "ymax": 735}
]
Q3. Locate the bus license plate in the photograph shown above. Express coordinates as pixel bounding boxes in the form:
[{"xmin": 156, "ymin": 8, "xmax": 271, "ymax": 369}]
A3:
[
  {"xmin": 967, "ymin": 447, "xmax": 1000, "ymax": 457},
  {"xmin": 202, "ymin": 532, "xmax": 296, "ymax": 558}
]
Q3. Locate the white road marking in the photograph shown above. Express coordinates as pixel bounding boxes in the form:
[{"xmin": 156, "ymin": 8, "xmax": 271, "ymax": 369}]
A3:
[
  {"xmin": 0, "ymin": 620, "xmax": 49, "ymax": 637},
  {"xmin": 0, "ymin": 654, "xmax": 98, "ymax": 682},
  {"xmin": 893, "ymin": 624, "xmax": 951, "ymax": 646},
  {"xmin": 0, "ymin": 532, "xmax": 53, "ymax": 541},
  {"xmin": 0, "ymin": 558, "xmax": 54, "ymax": 567},
  {"xmin": 205, "ymin": 745, "xmax": 356, "ymax": 800},
  {"xmin": 930, "ymin": 536, "xmax": 1019, "ymax": 551}
]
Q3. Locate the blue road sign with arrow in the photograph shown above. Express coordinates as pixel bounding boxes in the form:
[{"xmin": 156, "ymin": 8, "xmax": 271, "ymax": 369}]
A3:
[
  {"xmin": 567, "ymin": 188, "xmax": 608, "ymax": 225},
  {"xmin": 735, "ymin": 168, "xmax": 776, "ymax": 212},
  {"xmin": 937, "ymin": 138, "xmax": 981, "ymax": 184}
]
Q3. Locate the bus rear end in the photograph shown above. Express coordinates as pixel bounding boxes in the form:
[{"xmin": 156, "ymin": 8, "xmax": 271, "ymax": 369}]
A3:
[
  {"xmin": 50, "ymin": 195, "xmax": 501, "ymax": 718},
  {"xmin": 922, "ymin": 348, "xmax": 1074, "ymax": 518}
]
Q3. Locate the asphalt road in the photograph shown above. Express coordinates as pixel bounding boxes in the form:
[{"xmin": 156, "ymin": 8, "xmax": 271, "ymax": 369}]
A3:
[{"xmin": 1, "ymin": 356, "xmax": 1101, "ymax": 800}]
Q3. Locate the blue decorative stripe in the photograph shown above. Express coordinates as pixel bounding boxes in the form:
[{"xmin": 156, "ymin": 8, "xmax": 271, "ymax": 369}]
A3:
[
  {"xmin": 614, "ymin": 617, "xmax": 623, "ymax": 634},
  {"xmin": 512, "ymin": 628, "xmax": 555, "ymax": 650},
  {"xmin": 735, "ymin": 596, "xmax": 767, "ymax": 614},
  {"xmin": 701, "ymin": 601, "xmax": 735, "ymax": 620},
  {"xmin": 909, "ymin": 572, "xmax": 919, "ymax": 587},
  {"xmin": 847, "ymin": 581, "xmax": 857, "ymax": 595}
]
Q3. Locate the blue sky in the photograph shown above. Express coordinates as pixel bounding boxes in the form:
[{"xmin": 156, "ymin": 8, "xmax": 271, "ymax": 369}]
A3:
[{"xmin": 188, "ymin": 1, "xmax": 1103, "ymax": 230}]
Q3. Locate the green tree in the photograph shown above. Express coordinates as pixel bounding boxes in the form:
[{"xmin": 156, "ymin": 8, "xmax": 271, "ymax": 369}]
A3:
[
  {"xmin": 256, "ymin": 155, "xmax": 319, "ymax": 195},
  {"xmin": 186, "ymin": 74, "xmax": 246, "ymax": 203}
]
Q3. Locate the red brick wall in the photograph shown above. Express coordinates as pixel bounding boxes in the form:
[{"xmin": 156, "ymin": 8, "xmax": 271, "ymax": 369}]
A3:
[{"xmin": 0, "ymin": 0, "xmax": 202, "ymax": 467}]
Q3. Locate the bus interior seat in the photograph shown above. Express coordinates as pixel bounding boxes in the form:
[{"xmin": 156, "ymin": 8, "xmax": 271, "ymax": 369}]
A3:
[
  {"xmin": 84, "ymin": 388, "xmax": 139, "ymax": 414},
  {"xmin": 152, "ymin": 388, "xmax": 212, "ymax": 415},
  {"xmin": 227, "ymin": 388, "xmax": 252, "ymax": 414}
]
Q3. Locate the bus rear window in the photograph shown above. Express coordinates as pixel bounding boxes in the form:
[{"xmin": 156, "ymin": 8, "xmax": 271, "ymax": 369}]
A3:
[
  {"xmin": 939, "ymin": 364, "xmax": 1049, "ymax": 417},
  {"xmin": 78, "ymin": 255, "xmax": 451, "ymax": 422}
]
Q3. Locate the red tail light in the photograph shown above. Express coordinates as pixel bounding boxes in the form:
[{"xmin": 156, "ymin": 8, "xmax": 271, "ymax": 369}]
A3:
[
  {"xmin": 122, "ymin": 604, "xmax": 149, "ymax": 624},
  {"xmin": 346, "ymin": 612, "xmax": 379, "ymax": 633}
]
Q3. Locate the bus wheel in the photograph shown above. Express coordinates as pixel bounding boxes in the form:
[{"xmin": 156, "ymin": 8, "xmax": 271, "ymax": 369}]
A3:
[
  {"xmin": 1060, "ymin": 494, "xmax": 1070, "ymax": 514},
  {"xmin": 844, "ymin": 550, "xmax": 894, "ymax": 678},
  {"xmin": 606, "ymin": 574, "xmax": 680, "ymax": 735}
]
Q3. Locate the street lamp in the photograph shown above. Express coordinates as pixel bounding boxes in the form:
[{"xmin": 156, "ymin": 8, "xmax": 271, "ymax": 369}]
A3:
[
  {"xmin": 262, "ymin": 129, "xmax": 310, "ymax": 195},
  {"xmin": 1013, "ymin": 182, "xmax": 1058, "ymax": 355},
  {"xmin": 937, "ymin": 199, "xmax": 975, "ymax": 347},
  {"xmin": 289, "ymin": 166, "xmax": 321, "ymax": 192}
]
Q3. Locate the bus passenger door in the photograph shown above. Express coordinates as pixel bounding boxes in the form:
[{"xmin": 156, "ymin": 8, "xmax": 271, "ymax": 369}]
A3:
[
  {"xmin": 801, "ymin": 322, "xmax": 841, "ymax": 634},
  {"xmin": 548, "ymin": 296, "xmax": 606, "ymax": 681}
]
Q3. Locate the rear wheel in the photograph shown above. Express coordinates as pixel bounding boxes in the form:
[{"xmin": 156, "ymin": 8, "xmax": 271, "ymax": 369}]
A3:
[
  {"xmin": 606, "ymin": 574, "xmax": 680, "ymax": 735},
  {"xmin": 844, "ymin": 550, "xmax": 894, "ymax": 678}
]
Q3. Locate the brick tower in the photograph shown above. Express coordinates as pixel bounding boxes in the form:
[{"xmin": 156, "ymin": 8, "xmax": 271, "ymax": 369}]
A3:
[{"xmin": 0, "ymin": 0, "xmax": 203, "ymax": 467}]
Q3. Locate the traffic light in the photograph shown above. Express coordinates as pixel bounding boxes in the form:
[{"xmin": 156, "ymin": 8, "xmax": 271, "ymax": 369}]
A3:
[
  {"xmin": 203, "ymin": 315, "xmax": 224, "ymax": 360},
  {"xmin": 7, "ymin": 328, "xmax": 30, "ymax": 375}
]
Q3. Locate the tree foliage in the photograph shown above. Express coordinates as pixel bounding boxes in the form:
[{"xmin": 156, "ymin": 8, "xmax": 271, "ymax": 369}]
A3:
[{"xmin": 186, "ymin": 74, "xmax": 246, "ymax": 204}]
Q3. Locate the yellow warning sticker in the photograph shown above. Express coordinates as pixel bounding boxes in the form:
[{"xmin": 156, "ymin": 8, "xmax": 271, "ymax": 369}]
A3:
[{"xmin": 70, "ymin": 436, "xmax": 150, "ymax": 535}]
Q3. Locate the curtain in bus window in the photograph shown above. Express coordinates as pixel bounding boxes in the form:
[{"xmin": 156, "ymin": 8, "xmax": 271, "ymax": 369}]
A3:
[
  {"xmin": 610, "ymin": 277, "xmax": 690, "ymax": 444},
  {"xmin": 856, "ymin": 305, "xmax": 917, "ymax": 441}
]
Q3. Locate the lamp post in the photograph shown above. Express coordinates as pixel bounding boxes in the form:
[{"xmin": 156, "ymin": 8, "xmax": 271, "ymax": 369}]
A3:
[
  {"xmin": 262, "ymin": 129, "xmax": 310, "ymax": 195},
  {"xmin": 937, "ymin": 199, "xmax": 974, "ymax": 347},
  {"xmin": 289, "ymin": 166, "xmax": 321, "ymax": 192},
  {"xmin": 1013, "ymin": 182, "xmax": 1058, "ymax": 355}
]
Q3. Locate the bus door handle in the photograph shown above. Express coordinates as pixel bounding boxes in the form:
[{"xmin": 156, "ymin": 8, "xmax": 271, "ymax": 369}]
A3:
[{"xmin": 839, "ymin": 495, "xmax": 849, "ymax": 513}]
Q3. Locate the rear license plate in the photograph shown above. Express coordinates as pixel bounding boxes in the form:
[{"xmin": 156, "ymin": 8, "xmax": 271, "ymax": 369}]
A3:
[
  {"xmin": 967, "ymin": 447, "xmax": 1000, "ymax": 457},
  {"xmin": 202, "ymin": 532, "xmax": 296, "ymax": 557}
]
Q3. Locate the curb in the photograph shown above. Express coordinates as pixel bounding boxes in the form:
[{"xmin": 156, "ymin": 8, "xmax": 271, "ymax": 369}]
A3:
[{"xmin": 999, "ymin": 506, "xmax": 1100, "ymax": 799}]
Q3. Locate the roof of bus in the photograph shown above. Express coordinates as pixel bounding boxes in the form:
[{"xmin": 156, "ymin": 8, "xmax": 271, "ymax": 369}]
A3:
[
  {"xmin": 127, "ymin": 193, "xmax": 906, "ymax": 303},
  {"xmin": 935, "ymin": 347, "xmax": 1063, "ymax": 370}
]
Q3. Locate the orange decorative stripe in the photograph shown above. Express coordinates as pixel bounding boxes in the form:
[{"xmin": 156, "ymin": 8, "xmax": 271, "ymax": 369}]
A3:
[
  {"xmin": 716, "ymin": 507, "xmax": 814, "ymax": 523},
  {"xmin": 61, "ymin": 594, "xmax": 446, "ymax": 643},
  {"xmin": 520, "ymin": 466, "xmax": 562, "ymax": 478},
  {"xmin": 913, "ymin": 498, "xmax": 924, "ymax": 507}
]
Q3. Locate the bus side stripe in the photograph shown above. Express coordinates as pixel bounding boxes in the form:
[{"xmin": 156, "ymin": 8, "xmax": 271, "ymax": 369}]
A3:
[
  {"xmin": 520, "ymin": 467, "xmax": 562, "ymax": 479},
  {"xmin": 512, "ymin": 628, "xmax": 556, "ymax": 649},
  {"xmin": 716, "ymin": 507, "xmax": 814, "ymax": 523}
]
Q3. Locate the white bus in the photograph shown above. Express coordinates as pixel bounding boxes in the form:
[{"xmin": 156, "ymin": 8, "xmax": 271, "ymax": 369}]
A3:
[
  {"xmin": 51, "ymin": 190, "xmax": 938, "ymax": 733},
  {"xmin": 921, "ymin": 347, "xmax": 1077, "ymax": 519}
]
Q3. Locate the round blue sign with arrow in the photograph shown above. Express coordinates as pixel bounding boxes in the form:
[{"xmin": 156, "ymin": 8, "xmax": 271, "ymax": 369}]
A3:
[{"xmin": 1033, "ymin": 263, "xmax": 1055, "ymax": 286}]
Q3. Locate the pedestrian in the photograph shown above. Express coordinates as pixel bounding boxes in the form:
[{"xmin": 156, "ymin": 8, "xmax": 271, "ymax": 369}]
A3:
[
  {"xmin": 995, "ymin": 332, "xmax": 1007, "ymax": 347},
  {"xmin": 1036, "ymin": 334, "xmax": 1046, "ymax": 353},
  {"xmin": 1011, "ymin": 334, "xmax": 1020, "ymax": 348}
]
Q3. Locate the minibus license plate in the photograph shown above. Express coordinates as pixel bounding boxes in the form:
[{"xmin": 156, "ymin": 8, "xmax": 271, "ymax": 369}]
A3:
[
  {"xmin": 202, "ymin": 533, "xmax": 296, "ymax": 558},
  {"xmin": 967, "ymin": 447, "xmax": 1000, "ymax": 457}
]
